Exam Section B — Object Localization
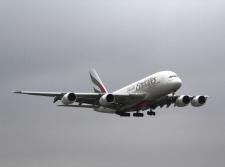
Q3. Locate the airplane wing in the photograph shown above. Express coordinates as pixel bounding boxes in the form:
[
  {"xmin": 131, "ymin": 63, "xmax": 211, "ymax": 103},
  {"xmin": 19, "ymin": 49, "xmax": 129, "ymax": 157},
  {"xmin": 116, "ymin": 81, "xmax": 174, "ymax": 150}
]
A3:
[
  {"xmin": 13, "ymin": 91, "xmax": 64, "ymax": 97},
  {"xmin": 13, "ymin": 91, "xmax": 146, "ymax": 109},
  {"xmin": 153, "ymin": 95, "xmax": 177, "ymax": 108},
  {"xmin": 125, "ymin": 94, "xmax": 209, "ymax": 112},
  {"xmin": 13, "ymin": 91, "xmax": 102, "ymax": 104},
  {"xmin": 148, "ymin": 95, "xmax": 209, "ymax": 109}
]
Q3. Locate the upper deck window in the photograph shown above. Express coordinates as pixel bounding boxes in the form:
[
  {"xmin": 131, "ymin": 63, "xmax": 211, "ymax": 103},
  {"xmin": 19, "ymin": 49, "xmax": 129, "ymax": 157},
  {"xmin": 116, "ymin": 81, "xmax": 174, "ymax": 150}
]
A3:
[{"xmin": 169, "ymin": 75, "xmax": 177, "ymax": 78}]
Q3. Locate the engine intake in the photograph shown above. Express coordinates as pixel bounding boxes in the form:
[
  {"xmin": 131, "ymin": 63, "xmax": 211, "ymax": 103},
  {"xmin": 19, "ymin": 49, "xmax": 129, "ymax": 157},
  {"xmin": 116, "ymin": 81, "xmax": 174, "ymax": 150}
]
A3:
[
  {"xmin": 62, "ymin": 93, "xmax": 76, "ymax": 105},
  {"xmin": 106, "ymin": 94, "xmax": 114, "ymax": 102},
  {"xmin": 99, "ymin": 94, "xmax": 115, "ymax": 106},
  {"xmin": 191, "ymin": 96, "xmax": 207, "ymax": 107},
  {"xmin": 175, "ymin": 95, "xmax": 191, "ymax": 107}
]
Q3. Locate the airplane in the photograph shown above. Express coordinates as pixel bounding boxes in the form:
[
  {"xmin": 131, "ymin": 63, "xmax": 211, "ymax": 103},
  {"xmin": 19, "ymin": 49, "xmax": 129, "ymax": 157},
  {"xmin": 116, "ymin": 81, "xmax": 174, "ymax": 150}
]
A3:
[{"xmin": 13, "ymin": 69, "xmax": 208, "ymax": 117}]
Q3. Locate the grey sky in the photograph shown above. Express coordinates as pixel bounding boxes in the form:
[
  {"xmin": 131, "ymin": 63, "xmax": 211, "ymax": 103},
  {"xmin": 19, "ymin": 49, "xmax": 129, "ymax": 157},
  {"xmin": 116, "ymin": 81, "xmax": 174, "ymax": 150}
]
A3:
[{"xmin": 1, "ymin": 0, "xmax": 225, "ymax": 167}]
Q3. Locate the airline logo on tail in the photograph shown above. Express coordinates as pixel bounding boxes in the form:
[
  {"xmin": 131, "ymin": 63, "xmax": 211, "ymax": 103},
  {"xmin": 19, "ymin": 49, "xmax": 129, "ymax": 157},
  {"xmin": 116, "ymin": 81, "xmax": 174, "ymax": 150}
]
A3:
[{"xmin": 89, "ymin": 69, "xmax": 108, "ymax": 93}]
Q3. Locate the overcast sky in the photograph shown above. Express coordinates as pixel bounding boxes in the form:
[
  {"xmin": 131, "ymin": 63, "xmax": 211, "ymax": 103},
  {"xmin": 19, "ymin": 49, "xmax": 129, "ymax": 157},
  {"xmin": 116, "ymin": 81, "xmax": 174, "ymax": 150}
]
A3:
[{"xmin": 1, "ymin": 0, "xmax": 225, "ymax": 167}]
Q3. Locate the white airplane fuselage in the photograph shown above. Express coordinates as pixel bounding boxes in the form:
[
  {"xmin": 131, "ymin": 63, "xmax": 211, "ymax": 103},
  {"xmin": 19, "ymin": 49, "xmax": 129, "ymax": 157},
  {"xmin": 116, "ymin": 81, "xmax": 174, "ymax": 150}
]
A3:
[{"xmin": 96, "ymin": 71, "xmax": 182, "ymax": 113}]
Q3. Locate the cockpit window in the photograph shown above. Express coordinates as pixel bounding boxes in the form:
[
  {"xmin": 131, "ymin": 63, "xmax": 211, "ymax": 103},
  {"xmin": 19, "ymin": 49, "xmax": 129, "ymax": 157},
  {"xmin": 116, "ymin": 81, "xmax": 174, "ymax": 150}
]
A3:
[{"xmin": 169, "ymin": 75, "xmax": 177, "ymax": 78}]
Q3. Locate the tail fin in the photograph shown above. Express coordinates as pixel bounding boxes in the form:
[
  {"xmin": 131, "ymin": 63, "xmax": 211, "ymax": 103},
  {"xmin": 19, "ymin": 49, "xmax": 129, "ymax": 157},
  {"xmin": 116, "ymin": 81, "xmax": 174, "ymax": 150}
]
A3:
[{"xmin": 89, "ymin": 69, "xmax": 108, "ymax": 93}]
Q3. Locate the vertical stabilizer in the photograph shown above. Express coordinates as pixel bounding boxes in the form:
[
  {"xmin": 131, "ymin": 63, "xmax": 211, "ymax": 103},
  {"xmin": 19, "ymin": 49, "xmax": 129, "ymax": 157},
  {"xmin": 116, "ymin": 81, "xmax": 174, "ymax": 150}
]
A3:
[{"xmin": 89, "ymin": 69, "xmax": 108, "ymax": 93}]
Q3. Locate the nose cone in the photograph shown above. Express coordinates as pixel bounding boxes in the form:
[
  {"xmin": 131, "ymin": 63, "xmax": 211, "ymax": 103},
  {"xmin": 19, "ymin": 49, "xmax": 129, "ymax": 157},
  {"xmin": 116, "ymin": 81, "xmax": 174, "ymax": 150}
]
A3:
[{"xmin": 174, "ymin": 77, "xmax": 182, "ymax": 90}]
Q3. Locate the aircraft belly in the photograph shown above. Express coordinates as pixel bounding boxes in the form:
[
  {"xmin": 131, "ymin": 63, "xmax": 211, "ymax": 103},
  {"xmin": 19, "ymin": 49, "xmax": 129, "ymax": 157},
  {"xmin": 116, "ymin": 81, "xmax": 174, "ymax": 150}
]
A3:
[{"xmin": 95, "ymin": 107, "xmax": 116, "ymax": 114}]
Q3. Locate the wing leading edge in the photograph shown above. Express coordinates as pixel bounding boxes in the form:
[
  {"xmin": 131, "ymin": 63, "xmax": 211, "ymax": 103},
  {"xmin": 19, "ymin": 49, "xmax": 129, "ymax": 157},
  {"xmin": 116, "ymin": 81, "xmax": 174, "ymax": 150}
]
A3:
[{"xmin": 13, "ymin": 91, "xmax": 63, "ymax": 97}]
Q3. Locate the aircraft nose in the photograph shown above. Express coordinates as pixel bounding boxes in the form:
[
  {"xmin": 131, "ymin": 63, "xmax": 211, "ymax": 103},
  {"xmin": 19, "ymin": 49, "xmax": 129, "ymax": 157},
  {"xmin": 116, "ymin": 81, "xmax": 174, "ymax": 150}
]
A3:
[{"xmin": 174, "ymin": 77, "xmax": 182, "ymax": 90}]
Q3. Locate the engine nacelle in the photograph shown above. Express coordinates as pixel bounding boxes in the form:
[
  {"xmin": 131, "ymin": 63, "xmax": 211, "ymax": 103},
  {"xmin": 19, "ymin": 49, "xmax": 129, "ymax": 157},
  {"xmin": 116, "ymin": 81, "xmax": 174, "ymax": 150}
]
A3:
[
  {"xmin": 175, "ymin": 95, "xmax": 191, "ymax": 107},
  {"xmin": 99, "ymin": 94, "xmax": 115, "ymax": 106},
  {"xmin": 191, "ymin": 96, "xmax": 207, "ymax": 107},
  {"xmin": 61, "ymin": 93, "xmax": 76, "ymax": 105}
]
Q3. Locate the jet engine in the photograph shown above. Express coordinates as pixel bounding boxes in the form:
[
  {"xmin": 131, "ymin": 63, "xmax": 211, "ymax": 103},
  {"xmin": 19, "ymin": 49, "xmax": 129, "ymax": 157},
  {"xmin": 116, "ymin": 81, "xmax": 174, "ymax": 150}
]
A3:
[
  {"xmin": 191, "ymin": 96, "xmax": 207, "ymax": 107},
  {"xmin": 175, "ymin": 95, "xmax": 191, "ymax": 107},
  {"xmin": 99, "ymin": 94, "xmax": 115, "ymax": 106},
  {"xmin": 61, "ymin": 93, "xmax": 76, "ymax": 105}
]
